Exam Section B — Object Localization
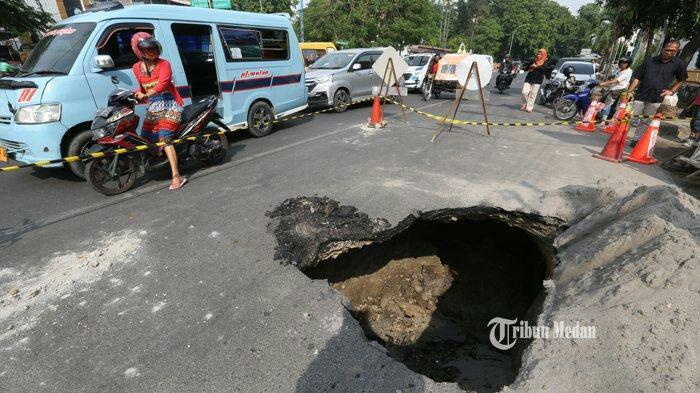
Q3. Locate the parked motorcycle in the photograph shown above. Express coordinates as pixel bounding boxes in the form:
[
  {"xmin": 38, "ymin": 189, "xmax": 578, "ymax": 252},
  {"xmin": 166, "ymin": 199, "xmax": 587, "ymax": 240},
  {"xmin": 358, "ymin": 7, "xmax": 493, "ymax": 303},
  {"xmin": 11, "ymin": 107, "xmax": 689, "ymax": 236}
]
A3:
[
  {"xmin": 495, "ymin": 68, "xmax": 514, "ymax": 93},
  {"xmin": 539, "ymin": 76, "xmax": 580, "ymax": 107},
  {"xmin": 552, "ymin": 79, "xmax": 607, "ymax": 120},
  {"xmin": 85, "ymin": 89, "xmax": 229, "ymax": 195}
]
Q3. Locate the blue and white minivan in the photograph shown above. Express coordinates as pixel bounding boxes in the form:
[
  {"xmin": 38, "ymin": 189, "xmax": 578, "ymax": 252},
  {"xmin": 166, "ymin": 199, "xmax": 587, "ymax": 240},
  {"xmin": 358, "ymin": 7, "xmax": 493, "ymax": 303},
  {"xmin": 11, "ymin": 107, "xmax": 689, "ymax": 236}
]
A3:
[{"xmin": 0, "ymin": 3, "xmax": 306, "ymax": 177}]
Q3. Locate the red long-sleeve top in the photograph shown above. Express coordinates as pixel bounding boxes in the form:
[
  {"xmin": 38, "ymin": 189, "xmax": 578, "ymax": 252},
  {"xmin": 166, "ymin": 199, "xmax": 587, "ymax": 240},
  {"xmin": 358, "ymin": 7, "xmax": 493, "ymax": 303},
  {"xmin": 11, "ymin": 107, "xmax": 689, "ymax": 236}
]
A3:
[{"xmin": 132, "ymin": 58, "xmax": 183, "ymax": 106}]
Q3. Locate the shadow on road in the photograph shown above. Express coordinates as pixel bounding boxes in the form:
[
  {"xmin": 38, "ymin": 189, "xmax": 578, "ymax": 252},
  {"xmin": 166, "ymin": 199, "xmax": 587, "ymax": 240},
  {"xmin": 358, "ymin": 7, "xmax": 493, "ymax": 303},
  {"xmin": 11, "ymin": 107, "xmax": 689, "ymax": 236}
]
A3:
[
  {"xmin": 29, "ymin": 167, "xmax": 84, "ymax": 182},
  {"xmin": 294, "ymin": 315, "xmax": 428, "ymax": 393}
]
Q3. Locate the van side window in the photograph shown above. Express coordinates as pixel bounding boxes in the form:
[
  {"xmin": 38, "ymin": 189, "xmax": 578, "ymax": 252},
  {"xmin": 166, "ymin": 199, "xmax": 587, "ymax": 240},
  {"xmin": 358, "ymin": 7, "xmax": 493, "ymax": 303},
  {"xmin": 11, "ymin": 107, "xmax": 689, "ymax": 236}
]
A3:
[
  {"xmin": 219, "ymin": 28, "xmax": 262, "ymax": 60},
  {"xmin": 260, "ymin": 29, "xmax": 288, "ymax": 60},
  {"xmin": 96, "ymin": 25, "xmax": 154, "ymax": 69},
  {"xmin": 218, "ymin": 26, "xmax": 289, "ymax": 62}
]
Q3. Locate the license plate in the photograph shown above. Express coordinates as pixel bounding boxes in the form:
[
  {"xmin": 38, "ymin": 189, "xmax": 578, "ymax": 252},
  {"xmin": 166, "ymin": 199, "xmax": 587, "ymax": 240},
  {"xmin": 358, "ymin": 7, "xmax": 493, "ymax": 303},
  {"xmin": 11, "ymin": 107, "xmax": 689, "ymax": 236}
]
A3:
[{"xmin": 0, "ymin": 147, "xmax": 7, "ymax": 163}]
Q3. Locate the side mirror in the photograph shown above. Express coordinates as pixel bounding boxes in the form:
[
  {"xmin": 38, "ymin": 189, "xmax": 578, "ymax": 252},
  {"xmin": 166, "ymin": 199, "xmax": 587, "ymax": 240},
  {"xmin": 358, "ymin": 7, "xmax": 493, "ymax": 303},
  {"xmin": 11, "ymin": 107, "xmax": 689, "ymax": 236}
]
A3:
[
  {"xmin": 94, "ymin": 55, "xmax": 114, "ymax": 69},
  {"xmin": 351, "ymin": 63, "xmax": 361, "ymax": 71}
]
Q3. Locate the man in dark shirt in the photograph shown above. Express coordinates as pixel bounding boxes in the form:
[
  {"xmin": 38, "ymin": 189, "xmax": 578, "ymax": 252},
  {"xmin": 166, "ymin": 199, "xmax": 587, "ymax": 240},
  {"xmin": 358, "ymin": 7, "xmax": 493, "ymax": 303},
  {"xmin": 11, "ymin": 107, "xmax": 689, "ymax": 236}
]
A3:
[{"xmin": 627, "ymin": 40, "xmax": 687, "ymax": 141}]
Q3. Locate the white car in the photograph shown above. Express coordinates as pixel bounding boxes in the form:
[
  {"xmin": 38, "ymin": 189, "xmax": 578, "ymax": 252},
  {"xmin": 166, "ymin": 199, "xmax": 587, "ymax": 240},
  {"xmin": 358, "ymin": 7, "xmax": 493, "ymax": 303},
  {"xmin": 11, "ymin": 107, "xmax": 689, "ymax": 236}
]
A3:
[
  {"xmin": 551, "ymin": 60, "xmax": 595, "ymax": 83},
  {"xmin": 402, "ymin": 53, "xmax": 435, "ymax": 90}
]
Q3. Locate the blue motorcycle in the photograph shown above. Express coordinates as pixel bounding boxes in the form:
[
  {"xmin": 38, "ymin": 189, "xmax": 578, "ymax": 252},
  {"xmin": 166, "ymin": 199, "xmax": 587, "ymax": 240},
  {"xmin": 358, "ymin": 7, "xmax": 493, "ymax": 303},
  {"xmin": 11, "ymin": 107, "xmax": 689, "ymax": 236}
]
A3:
[{"xmin": 552, "ymin": 79, "xmax": 599, "ymax": 120}]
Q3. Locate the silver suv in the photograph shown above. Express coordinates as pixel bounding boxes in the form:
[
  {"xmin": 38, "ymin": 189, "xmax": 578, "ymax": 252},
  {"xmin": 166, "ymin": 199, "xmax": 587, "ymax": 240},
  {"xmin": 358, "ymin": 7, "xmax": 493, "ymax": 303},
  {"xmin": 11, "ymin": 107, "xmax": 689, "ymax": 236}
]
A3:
[{"xmin": 305, "ymin": 48, "xmax": 385, "ymax": 113}]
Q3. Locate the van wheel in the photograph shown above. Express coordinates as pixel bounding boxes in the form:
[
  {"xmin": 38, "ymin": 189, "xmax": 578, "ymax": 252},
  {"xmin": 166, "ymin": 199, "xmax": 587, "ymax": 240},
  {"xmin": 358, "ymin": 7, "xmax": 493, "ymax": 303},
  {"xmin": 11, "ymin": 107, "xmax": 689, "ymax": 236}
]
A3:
[
  {"xmin": 247, "ymin": 101, "xmax": 274, "ymax": 137},
  {"xmin": 333, "ymin": 89, "xmax": 350, "ymax": 113},
  {"xmin": 66, "ymin": 129, "xmax": 95, "ymax": 179}
]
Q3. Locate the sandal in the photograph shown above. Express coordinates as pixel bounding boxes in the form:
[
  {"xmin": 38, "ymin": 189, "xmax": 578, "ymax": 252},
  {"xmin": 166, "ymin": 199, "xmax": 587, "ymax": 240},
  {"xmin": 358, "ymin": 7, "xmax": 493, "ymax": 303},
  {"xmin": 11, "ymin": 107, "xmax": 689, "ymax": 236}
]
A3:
[{"xmin": 169, "ymin": 177, "xmax": 188, "ymax": 190}]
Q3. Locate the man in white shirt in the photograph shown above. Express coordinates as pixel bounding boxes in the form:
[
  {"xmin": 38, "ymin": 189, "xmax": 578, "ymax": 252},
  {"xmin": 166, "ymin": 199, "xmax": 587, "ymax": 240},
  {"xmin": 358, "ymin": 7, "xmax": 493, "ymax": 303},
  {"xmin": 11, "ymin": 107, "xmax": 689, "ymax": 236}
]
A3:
[{"xmin": 599, "ymin": 57, "xmax": 633, "ymax": 116}]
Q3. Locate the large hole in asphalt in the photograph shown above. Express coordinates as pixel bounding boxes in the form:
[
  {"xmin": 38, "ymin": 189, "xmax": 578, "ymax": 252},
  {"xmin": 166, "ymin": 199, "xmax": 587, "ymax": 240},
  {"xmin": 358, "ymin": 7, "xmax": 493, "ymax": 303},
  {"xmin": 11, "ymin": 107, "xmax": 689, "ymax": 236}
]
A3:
[{"xmin": 268, "ymin": 198, "xmax": 562, "ymax": 392}]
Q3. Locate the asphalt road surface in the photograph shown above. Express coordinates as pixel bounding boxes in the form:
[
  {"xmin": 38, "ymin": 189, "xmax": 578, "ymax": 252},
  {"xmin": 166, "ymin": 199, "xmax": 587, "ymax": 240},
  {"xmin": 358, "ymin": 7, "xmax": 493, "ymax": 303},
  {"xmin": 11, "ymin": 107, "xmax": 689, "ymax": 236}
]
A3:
[{"xmin": 0, "ymin": 73, "xmax": 678, "ymax": 392}]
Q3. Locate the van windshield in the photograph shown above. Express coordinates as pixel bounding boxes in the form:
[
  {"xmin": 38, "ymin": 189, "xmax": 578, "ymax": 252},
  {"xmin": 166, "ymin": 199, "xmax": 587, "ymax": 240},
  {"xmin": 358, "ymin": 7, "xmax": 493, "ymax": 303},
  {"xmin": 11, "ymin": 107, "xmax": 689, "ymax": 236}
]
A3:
[
  {"xmin": 308, "ymin": 52, "xmax": 356, "ymax": 69},
  {"xmin": 19, "ymin": 23, "xmax": 96, "ymax": 76},
  {"xmin": 406, "ymin": 56, "xmax": 430, "ymax": 66}
]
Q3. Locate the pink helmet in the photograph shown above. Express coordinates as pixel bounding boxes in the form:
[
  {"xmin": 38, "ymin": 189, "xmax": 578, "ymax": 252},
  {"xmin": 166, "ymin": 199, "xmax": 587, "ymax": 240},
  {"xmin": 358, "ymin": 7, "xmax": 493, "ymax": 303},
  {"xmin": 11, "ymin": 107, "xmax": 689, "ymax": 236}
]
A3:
[{"xmin": 130, "ymin": 31, "xmax": 153, "ymax": 59}]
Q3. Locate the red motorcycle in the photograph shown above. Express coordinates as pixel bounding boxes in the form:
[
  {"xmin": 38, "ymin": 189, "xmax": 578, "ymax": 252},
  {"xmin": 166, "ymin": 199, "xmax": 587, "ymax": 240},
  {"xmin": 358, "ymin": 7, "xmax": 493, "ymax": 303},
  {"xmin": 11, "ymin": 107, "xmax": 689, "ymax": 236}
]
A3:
[{"xmin": 85, "ymin": 88, "xmax": 229, "ymax": 195}]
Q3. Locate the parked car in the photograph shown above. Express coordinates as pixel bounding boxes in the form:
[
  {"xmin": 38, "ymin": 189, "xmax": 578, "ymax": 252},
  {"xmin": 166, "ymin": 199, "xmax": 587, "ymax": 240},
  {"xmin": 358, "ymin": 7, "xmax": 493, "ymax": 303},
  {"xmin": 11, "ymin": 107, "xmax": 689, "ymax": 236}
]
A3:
[
  {"xmin": 0, "ymin": 3, "xmax": 307, "ymax": 177},
  {"xmin": 550, "ymin": 60, "xmax": 595, "ymax": 82},
  {"xmin": 305, "ymin": 48, "xmax": 385, "ymax": 113},
  {"xmin": 300, "ymin": 42, "xmax": 336, "ymax": 68},
  {"xmin": 402, "ymin": 53, "xmax": 434, "ymax": 91}
]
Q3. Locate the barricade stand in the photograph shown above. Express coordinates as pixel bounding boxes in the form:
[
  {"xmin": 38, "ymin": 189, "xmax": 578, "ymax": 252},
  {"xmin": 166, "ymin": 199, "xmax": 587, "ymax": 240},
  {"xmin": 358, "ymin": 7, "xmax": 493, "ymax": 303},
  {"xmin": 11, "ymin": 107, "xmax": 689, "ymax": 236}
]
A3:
[
  {"xmin": 376, "ymin": 57, "xmax": 407, "ymax": 123},
  {"xmin": 431, "ymin": 61, "xmax": 490, "ymax": 143}
]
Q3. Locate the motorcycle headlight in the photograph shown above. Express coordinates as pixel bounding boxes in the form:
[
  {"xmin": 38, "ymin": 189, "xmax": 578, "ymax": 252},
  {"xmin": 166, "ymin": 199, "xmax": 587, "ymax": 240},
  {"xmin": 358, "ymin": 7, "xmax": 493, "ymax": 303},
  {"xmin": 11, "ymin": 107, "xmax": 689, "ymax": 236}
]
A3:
[
  {"xmin": 14, "ymin": 103, "xmax": 62, "ymax": 124},
  {"xmin": 91, "ymin": 120, "xmax": 118, "ymax": 140},
  {"xmin": 92, "ymin": 128, "xmax": 107, "ymax": 140}
]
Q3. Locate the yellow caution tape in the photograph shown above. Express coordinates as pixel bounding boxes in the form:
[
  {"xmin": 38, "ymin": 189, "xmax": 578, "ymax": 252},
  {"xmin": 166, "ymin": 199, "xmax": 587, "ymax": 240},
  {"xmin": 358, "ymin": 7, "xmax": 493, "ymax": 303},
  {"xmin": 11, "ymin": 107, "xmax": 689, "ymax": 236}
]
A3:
[
  {"xmin": 385, "ymin": 98, "xmax": 679, "ymax": 126},
  {"xmin": 0, "ymin": 97, "xmax": 375, "ymax": 173}
]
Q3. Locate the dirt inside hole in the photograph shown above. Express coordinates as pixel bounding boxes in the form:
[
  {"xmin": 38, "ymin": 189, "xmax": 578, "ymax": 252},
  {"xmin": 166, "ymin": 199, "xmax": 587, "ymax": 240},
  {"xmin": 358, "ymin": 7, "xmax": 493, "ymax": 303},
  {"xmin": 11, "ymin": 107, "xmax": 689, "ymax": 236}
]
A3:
[{"xmin": 306, "ymin": 217, "xmax": 555, "ymax": 392}]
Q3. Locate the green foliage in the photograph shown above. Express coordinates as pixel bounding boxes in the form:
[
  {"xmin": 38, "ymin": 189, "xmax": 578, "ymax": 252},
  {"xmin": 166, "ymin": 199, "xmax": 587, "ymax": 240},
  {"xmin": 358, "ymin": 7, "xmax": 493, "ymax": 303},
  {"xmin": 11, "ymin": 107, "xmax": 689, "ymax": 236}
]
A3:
[
  {"xmin": 299, "ymin": 0, "xmax": 697, "ymax": 64},
  {"xmin": 468, "ymin": 15, "xmax": 503, "ymax": 56},
  {"xmin": 302, "ymin": 0, "xmax": 440, "ymax": 48},
  {"xmin": 231, "ymin": 0, "xmax": 297, "ymax": 14},
  {"xmin": 0, "ymin": 0, "xmax": 54, "ymax": 37}
]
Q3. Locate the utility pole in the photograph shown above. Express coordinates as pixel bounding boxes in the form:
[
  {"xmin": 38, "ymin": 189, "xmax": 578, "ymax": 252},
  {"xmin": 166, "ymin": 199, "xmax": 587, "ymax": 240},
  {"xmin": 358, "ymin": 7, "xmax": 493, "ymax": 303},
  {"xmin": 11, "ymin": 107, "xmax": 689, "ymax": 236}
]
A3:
[
  {"xmin": 440, "ymin": 0, "xmax": 453, "ymax": 49},
  {"xmin": 300, "ymin": 0, "xmax": 305, "ymax": 42},
  {"xmin": 508, "ymin": 24, "xmax": 526, "ymax": 56}
]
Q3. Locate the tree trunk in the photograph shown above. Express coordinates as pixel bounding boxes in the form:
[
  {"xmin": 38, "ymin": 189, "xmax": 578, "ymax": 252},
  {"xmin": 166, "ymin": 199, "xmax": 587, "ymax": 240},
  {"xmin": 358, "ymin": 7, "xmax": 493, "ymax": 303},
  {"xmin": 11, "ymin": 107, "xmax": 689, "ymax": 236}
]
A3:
[
  {"xmin": 679, "ymin": 34, "xmax": 699, "ymax": 67},
  {"xmin": 605, "ymin": 30, "xmax": 618, "ymax": 78},
  {"xmin": 643, "ymin": 26, "xmax": 655, "ymax": 59}
]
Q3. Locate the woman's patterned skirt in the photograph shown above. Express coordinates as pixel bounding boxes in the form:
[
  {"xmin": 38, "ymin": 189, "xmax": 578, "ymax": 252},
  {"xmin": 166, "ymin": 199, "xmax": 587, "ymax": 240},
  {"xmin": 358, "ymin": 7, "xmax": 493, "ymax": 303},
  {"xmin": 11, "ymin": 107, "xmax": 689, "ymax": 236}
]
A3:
[{"xmin": 142, "ymin": 92, "xmax": 183, "ymax": 144}]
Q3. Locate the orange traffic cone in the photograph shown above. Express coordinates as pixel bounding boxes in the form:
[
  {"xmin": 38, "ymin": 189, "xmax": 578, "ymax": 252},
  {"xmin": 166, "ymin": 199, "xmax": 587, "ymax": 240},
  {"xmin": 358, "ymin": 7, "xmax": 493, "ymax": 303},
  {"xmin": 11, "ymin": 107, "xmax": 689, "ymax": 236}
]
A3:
[
  {"xmin": 593, "ymin": 118, "xmax": 629, "ymax": 163},
  {"xmin": 368, "ymin": 96, "xmax": 385, "ymax": 128},
  {"xmin": 602, "ymin": 94, "xmax": 628, "ymax": 134},
  {"xmin": 575, "ymin": 100, "xmax": 601, "ymax": 132},
  {"xmin": 624, "ymin": 116, "xmax": 660, "ymax": 165}
]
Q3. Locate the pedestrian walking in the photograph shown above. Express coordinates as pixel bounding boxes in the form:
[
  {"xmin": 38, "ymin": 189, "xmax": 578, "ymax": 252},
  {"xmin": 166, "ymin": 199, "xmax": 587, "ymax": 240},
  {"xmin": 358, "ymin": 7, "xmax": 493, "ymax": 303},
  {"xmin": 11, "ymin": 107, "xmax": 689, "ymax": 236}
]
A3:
[
  {"xmin": 130, "ymin": 32, "xmax": 187, "ymax": 190},
  {"xmin": 627, "ymin": 40, "xmax": 688, "ymax": 144},
  {"xmin": 521, "ymin": 48, "xmax": 553, "ymax": 112},
  {"xmin": 598, "ymin": 57, "xmax": 633, "ymax": 117}
]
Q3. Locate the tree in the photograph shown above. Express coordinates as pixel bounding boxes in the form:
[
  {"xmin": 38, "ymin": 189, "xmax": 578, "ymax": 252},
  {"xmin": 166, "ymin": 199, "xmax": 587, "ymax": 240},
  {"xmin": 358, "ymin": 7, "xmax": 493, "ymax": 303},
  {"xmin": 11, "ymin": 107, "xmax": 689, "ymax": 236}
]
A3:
[
  {"xmin": 469, "ymin": 15, "xmax": 503, "ymax": 56},
  {"xmin": 231, "ymin": 0, "xmax": 297, "ymax": 13},
  {"xmin": 303, "ymin": 0, "xmax": 440, "ymax": 48},
  {"xmin": 0, "ymin": 0, "xmax": 54, "ymax": 38},
  {"xmin": 668, "ymin": 0, "xmax": 700, "ymax": 65},
  {"xmin": 600, "ymin": 0, "xmax": 699, "ymax": 63}
]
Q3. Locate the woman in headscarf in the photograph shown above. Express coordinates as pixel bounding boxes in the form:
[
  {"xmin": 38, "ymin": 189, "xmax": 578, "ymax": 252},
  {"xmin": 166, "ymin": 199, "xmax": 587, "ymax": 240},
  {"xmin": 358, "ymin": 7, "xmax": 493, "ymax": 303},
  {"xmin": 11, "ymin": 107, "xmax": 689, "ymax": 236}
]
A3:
[
  {"xmin": 130, "ymin": 32, "xmax": 187, "ymax": 190},
  {"xmin": 520, "ymin": 48, "xmax": 553, "ymax": 112}
]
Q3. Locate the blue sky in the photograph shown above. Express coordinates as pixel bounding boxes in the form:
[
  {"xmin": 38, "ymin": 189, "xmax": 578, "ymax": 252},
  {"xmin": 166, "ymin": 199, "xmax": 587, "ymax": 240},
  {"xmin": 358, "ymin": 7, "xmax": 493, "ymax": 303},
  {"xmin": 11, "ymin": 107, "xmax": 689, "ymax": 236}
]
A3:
[{"xmin": 556, "ymin": 0, "xmax": 594, "ymax": 14}]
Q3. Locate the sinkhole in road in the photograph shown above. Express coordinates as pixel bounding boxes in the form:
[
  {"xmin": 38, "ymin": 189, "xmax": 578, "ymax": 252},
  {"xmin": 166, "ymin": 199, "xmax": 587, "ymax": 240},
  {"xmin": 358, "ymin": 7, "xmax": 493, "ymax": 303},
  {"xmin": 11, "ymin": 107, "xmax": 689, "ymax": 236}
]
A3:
[
  {"xmin": 268, "ymin": 198, "xmax": 562, "ymax": 392},
  {"xmin": 307, "ymin": 218, "xmax": 555, "ymax": 391}
]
